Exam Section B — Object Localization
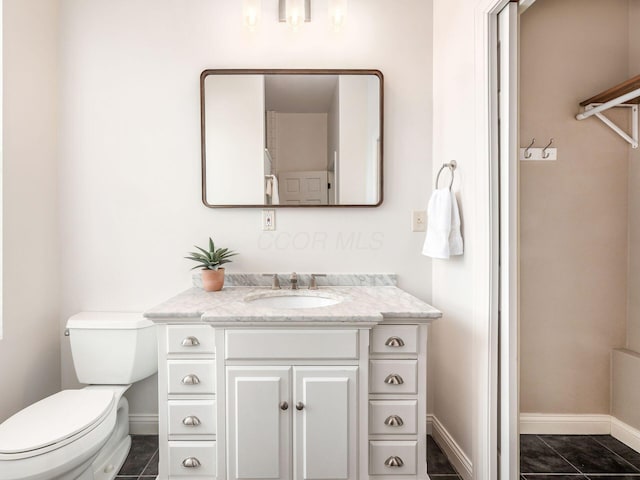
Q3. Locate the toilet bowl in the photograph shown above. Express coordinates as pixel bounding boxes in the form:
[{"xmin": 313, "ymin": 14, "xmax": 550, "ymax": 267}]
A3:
[{"xmin": 0, "ymin": 313, "xmax": 157, "ymax": 480}]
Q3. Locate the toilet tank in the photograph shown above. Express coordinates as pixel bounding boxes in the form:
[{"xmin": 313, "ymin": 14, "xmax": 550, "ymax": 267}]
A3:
[{"xmin": 66, "ymin": 312, "xmax": 158, "ymax": 385}]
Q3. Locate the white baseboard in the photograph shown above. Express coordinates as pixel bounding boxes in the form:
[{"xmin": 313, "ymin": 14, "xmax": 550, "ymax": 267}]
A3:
[
  {"xmin": 129, "ymin": 414, "xmax": 159, "ymax": 435},
  {"xmin": 429, "ymin": 415, "xmax": 473, "ymax": 480},
  {"xmin": 519, "ymin": 413, "xmax": 611, "ymax": 435},
  {"xmin": 520, "ymin": 413, "xmax": 640, "ymax": 454},
  {"xmin": 611, "ymin": 417, "xmax": 640, "ymax": 453}
]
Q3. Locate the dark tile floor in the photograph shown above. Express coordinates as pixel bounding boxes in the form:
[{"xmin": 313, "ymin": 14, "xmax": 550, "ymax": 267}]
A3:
[
  {"xmin": 115, "ymin": 435, "xmax": 158, "ymax": 479},
  {"xmin": 118, "ymin": 434, "xmax": 640, "ymax": 479},
  {"xmin": 521, "ymin": 435, "xmax": 640, "ymax": 479},
  {"xmin": 117, "ymin": 434, "xmax": 461, "ymax": 479}
]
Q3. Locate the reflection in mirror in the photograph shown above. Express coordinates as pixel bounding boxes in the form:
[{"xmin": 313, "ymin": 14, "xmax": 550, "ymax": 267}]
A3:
[{"xmin": 201, "ymin": 70, "xmax": 383, "ymax": 207}]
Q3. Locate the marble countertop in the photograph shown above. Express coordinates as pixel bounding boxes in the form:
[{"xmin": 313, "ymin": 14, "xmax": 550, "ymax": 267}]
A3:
[{"xmin": 144, "ymin": 285, "xmax": 442, "ymax": 325}]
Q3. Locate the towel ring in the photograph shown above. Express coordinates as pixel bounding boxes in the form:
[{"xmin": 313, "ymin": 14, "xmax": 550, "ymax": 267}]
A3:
[{"xmin": 435, "ymin": 161, "xmax": 457, "ymax": 190}]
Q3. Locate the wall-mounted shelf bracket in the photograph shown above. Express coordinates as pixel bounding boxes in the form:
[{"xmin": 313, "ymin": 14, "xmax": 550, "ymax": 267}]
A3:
[
  {"xmin": 580, "ymin": 103, "xmax": 639, "ymax": 149},
  {"xmin": 576, "ymin": 76, "xmax": 640, "ymax": 149}
]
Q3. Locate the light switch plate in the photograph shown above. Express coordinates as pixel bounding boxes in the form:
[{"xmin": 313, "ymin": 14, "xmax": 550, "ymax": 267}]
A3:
[
  {"xmin": 412, "ymin": 210, "xmax": 427, "ymax": 232},
  {"xmin": 262, "ymin": 209, "xmax": 275, "ymax": 231}
]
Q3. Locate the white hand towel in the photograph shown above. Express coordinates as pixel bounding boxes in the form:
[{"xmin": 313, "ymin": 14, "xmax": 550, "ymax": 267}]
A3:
[
  {"xmin": 265, "ymin": 176, "xmax": 273, "ymax": 196},
  {"xmin": 270, "ymin": 175, "xmax": 280, "ymax": 205},
  {"xmin": 264, "ymin": 175, "xmax": 280, "ymax": 205},
  {"xmin": 422, "ymin": 189, "xmax": 464, "ymax": 259}
]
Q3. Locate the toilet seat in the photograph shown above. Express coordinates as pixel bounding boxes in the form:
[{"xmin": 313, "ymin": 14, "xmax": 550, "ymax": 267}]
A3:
[{"xmin": 0, "ymin": 389, "xmax": 114, "ymax": 460}]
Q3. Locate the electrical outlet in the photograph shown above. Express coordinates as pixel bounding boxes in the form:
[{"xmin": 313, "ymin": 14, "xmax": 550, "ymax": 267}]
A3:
[
  {"xmin": 412, "ymin": 210, "xmax": 427, "ymax": 232},
  {"xmin": 262, "ymin": 209, "xmax": 275, "ymax": 231}
]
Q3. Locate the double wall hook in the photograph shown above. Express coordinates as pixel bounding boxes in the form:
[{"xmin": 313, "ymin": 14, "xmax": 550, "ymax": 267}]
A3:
[
  {"xmin": 524, "ymin": 138, "xmax": 536, "ymax": 159},
  {"xmin": 542, "ymin": 138, "xmax": 554, "ymax": 159}
]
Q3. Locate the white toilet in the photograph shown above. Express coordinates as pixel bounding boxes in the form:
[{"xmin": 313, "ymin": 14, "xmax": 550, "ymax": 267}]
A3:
[{"xmin": 0, "ymin": 312, "xmax": 157, "ymax": 480}]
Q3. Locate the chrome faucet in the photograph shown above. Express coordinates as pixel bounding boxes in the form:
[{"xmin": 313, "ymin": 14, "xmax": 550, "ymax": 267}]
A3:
[
  {"xmin": 290, "ymin": 272, "xmax": 298, "ymax": 290},
  {"xmin": 262, "ymin": 273, "xmax": 281, "ymax": 290},
  {"xmin": 309, "ymin": 274, "xmax": 327, "ymax": 290}
]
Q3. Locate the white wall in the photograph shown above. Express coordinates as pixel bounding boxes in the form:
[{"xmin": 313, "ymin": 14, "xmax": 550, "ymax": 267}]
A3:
[
  {"xmin": 431, "ymin": 0, "xmax": 483, "ymax": 463},
  {"xmin": 520, "ymin": 0, "xmax": 629, "ymax": 416},
  {"xmin": 57, "ymin": 0, "xmax": 434, "ymax": 420},
  {"xmin": 339, "ymin": 75, "xmax": 374, "ymax": 204},
  {"xmin": 205, "ymin": 75, "xmax": 265, "ymax": 205},
  {"xmin": 1, "ymin": 0, "xmax": 61, "ymax": 422}
]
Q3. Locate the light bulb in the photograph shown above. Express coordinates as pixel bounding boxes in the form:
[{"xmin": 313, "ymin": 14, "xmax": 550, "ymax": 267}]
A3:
[
  {"xmin": 243, "ymin": 0, "xmax": 261, "ymax": 30},
  {"xmin": 286, "ymin": 0, "xmax": 305, "ymax": 29},
  {"xmin": 328, "ymin": 0, "xmax": 347, "ymax": 31}
]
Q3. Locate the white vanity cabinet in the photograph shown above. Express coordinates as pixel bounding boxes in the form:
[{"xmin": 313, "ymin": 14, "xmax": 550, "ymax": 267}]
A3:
[
  {"xmin": 226, "ymin": 366, "xmax": 358, "ymax": 480},
  {"xmin": 155, "ymin": 321, "xmax": 431, "ymax": 480},
  {"xmin": 158, "ymin": 324, "xmax": 218, "ymax": 479},
  {"xmin": 368, "ymin": 323, "xmax": 428, "ymax": 480}
]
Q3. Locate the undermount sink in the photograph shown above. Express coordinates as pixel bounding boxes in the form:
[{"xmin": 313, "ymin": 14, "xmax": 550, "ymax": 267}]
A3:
[{"xmin": 244, "ymin": 292, "xmax": 343, "ymax": 309}]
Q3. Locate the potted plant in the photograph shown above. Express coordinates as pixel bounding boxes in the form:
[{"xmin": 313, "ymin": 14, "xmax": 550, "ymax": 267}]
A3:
[{"xmin": 185, "ymin": 237, "xmax": 238, "ymax": 292}]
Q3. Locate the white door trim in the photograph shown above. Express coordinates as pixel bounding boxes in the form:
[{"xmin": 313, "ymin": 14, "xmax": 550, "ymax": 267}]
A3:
[
  {"xmin": 472, "ymin": 0, "xmax": 518, "ymax": 479},
  {"xmin": 498, "ymin": 4, "xmax": 520, "ymax": 479}
]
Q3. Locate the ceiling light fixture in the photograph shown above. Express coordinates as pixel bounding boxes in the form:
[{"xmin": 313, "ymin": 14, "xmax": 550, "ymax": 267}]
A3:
[
  {"xmin": 243, "ymin": 1, "xmax": 346, "ymax": 31},
  {"xmin": 280, "ymin": 0, "xmax": 310, "ymax": 29}
]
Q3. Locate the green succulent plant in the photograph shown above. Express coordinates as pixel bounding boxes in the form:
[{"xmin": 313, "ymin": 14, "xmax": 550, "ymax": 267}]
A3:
[{"xmin": 185, "ymin": 237, "xmax": 238, "ymax": 270}]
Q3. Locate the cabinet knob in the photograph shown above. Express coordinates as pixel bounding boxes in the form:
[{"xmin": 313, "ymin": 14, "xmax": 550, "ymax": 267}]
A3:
[
  {"xmin": 181, "ymin": 336, "xmax": 200, "ymax": 347},
  {"xmin": 384, "ymin": 415, "xmax": 404, "ymax": 427},
  {"xmin": 182, "ymin": 416, "xmax": 201, "ymax": 426},
  {"xmin": 384, "ymin": 336, "xmax": 405, "ymax": 347},
  {"xmin": 384, "ymin": 456, "xmax": 404, "ymax": 468},
  {"xmin": 182, "ymin": 457, "xmax": 202, "ymax": 468},
  {"xmin": 280, "ymin": 401, "xmax": 289, "ymax": 411},
  {"xmin": 384, "ymin": 374, "xmax": 404, "ymax": 385},
  {"xmin": 181, "ymin": 374, "xmax": 201, "ymax": 385},
  {"xmin": 296, "ymin": 402, "xmax": 305, "ymax": 411}
]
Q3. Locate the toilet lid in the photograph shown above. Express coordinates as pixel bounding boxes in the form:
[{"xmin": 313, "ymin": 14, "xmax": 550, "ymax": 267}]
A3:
[{"xmin": 0, "ymin": 389, "xmax": 114, "ymax": 455}]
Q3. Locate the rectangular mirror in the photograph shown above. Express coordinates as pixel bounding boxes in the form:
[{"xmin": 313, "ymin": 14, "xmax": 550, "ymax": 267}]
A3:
[{"xmin": 201, "ymin": 69, "xmax": 383, "ymax": 207}]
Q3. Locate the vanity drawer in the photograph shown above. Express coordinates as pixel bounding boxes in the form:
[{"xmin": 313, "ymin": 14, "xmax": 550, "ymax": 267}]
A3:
[
  {"xmin": 168, "ymin": 360, "xmax": 216, "ymax": 395},
  {"xmin": 371, "ymin": 325, "xmax": 418, "ymax": 355},
  {"xmin": 225, "ymin": 329, "xmax": 358, "ymax": 360},
  {"xmin": 167, "ymin": 325, "xmax": 215, "ymax": 355},
  {"xmin": 369, "ymin": 441, "xmax": 417, "ymax": 475},
  {"xmin": 369, "ymin": 400, "xmax": 418, "ymax": 435},
  {"xmin": 168, "ymin": 441, "xmax": 216, "ymax": 478},
  {"xmin": 370, "ymin": 360, "xmax": 418, "ymax": 394},
  {"xmin": 168, "ymin": 400, "xmax": 216, "ymax": 437}
]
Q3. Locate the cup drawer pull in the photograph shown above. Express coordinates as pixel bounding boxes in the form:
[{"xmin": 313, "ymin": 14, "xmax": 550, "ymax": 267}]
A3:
[
  {"xmin": 182, "ymin": 416, "xmax": 201, "ymax": 426},
  {"xmin": 181, "ymin": 374, "xmax": 201, "ymax": 385},
  {"xmin": 181, "ymin": 336, "xmax": 201, "ymax": 347},
  {"xmin": 384, "ymin": 415, "xmax": 404, "ymax": 427},
  {"xmin": 384, "ymin": 336, "xmax": 405, "ymax": 347},
  {"xmin": 182, "ymin": 457, "xmax": 201, "ymax": 468},
  {"xmin": 384, "ymin": 456, "xmax": 404, "ymax": 468},
  {"xmin": 384, "ymin": 374, "xmax": 404, "ymax": 385}
]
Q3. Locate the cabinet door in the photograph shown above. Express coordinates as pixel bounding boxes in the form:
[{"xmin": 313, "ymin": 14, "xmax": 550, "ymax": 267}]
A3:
[
  {"xmin": 293, "ymin": 367, "xmax": 358, "ymax": 480},
  {"xmin": 227, "ymin": 367, "xmax": 291, "ymax": 480}
]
